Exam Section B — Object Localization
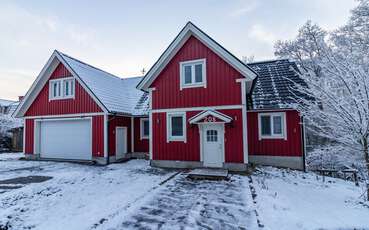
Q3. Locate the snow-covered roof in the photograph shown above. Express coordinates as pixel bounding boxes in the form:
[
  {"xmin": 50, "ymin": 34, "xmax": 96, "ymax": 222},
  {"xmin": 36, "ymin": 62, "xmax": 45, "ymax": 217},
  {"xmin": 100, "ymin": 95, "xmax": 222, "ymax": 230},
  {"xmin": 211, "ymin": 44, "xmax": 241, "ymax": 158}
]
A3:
[
  {"xmin": 58, "ymin": 52, "xmax": 147, "ymax": 115},
  {"xmin": 248, "ymin": 59, "xmax": 309, "ymax": 109},
  {"xmin": 0, "ymin": 99, "xmax": 16, "ymax": 107}
]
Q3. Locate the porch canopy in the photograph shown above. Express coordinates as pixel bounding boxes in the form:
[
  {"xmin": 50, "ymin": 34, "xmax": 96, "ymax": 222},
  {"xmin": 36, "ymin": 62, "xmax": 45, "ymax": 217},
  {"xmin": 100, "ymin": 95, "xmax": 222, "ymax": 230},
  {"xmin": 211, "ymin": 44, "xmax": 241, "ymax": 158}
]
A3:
[{"xmin": 188, "ymin": 110, "xmax": 232, "ymax": 124}]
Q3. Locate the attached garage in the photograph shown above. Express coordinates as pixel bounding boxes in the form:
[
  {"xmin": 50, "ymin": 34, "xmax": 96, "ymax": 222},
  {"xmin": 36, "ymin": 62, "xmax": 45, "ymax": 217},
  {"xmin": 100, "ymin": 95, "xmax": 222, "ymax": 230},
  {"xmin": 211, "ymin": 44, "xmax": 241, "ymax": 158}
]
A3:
[{"xmin": 35, "ymin": 118, "xmax": 92, "ymax": 160}]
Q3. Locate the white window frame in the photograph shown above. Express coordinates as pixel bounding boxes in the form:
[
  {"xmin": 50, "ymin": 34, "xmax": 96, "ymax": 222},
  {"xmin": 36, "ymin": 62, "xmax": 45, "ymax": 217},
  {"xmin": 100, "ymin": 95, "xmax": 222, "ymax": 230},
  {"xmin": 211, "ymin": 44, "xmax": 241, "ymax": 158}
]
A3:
[
  {"xmin": 140, "ymin": 118, "xmax": 149, "ymax": 140},
  {"xmin": 166, "ymin": 112, "xmax": 186, "ymax": 142},
  {"xmin": 258, "ymin": 112, "xmax": 287, "ymax": 140},
  {"xmin": 179, "ymin": 58, "xmax": 206, "ymax": 90},
  {"xmin": 49, "ymin": 77, "xmax": 75, "ymax": 101}
]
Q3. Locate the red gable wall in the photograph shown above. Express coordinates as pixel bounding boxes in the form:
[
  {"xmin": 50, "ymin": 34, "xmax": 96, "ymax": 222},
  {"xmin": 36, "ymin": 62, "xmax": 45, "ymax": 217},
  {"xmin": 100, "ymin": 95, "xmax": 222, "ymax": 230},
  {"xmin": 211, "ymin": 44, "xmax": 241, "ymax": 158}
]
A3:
[
  {"xmin": 151, "ymin": 36, "xmax": 243, "ymax": 109},
  {"xmin": 25, "ymin": 63, "xmax": 102, "ymax": 116}
]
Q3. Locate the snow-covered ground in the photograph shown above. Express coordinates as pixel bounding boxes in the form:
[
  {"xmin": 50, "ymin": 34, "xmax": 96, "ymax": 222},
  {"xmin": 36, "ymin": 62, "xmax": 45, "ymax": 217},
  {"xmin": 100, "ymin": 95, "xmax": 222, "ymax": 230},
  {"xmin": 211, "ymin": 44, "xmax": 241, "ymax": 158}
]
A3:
[
  {"xmin": 0, "ymin": 153, "xmax": 175, "ymax": 230},
  {"xmin": 1, "ymin": 153, "xmax": 368, "ymax": 230},
  {"xmin": 251, "ymin": 167, "xmax": 369, "ymax": 230}
]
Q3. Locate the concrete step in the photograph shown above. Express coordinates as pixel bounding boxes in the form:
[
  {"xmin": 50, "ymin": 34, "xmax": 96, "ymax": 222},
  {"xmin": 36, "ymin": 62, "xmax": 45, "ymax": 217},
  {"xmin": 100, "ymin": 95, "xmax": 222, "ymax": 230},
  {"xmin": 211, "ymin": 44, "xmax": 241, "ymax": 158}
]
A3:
[{"xmin": 187, "ymin": 168, "xmax": 229, "ymax": 180}]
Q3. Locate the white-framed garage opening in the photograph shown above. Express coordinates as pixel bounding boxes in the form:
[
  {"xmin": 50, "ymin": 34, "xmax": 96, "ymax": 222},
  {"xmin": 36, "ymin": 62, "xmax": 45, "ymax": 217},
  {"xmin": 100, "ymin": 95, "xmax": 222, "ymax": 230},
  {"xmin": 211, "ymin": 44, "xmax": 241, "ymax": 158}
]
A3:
[{"xmin": 34, "ymin": 117, "xmax": 93, "ymax": 161}]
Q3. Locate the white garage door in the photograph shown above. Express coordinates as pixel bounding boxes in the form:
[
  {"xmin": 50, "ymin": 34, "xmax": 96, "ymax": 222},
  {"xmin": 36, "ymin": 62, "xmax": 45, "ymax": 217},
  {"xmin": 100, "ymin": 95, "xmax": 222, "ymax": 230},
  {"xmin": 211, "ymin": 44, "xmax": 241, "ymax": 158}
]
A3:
[{"xmin": 39, "ymin": 119, "xmax": 92, "ymax": 160}]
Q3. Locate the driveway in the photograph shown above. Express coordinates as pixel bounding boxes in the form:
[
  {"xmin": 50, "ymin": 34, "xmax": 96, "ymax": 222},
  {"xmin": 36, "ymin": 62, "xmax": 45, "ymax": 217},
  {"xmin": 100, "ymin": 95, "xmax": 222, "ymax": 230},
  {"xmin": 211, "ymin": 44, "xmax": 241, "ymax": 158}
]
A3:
[{"xmin": 0, "ymin": 153, "xmax": 258, "ymax": 230}]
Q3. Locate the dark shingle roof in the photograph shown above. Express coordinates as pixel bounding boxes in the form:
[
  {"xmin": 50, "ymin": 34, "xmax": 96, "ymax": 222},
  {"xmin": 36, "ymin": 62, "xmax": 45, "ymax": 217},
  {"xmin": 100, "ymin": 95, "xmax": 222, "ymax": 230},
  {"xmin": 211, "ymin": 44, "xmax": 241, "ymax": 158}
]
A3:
[{"xmin": 248, "ymin": 59, "xmax": 308, "ymax": 109}]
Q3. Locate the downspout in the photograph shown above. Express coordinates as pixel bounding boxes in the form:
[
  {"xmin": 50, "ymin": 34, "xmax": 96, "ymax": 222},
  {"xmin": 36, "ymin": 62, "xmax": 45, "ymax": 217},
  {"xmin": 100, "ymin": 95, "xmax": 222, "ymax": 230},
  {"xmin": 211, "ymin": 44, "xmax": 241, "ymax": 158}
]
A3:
[{"xmin": 301, "ymin": 115, "xmax": 307, "ymax": 172}]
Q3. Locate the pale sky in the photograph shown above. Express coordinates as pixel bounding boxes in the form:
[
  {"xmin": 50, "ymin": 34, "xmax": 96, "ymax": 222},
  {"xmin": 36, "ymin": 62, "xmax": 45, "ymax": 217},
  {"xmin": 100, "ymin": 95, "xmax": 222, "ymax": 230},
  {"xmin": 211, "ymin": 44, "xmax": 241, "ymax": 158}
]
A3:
[{"xmin": 0, "ymin": 0, "xmax": 357, "ymax": 101}]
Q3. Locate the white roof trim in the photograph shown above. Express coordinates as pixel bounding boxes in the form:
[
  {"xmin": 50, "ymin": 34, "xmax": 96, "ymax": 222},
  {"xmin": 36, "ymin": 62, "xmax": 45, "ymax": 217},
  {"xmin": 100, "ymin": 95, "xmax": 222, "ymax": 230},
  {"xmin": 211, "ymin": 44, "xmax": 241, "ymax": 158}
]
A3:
[
  {"xmin": 14, "ymin": 51, "xmax": 108, "ymax": 118},
  {"xmin": 189, "ymin": 110, "xmax": 232, "ymax": 124},
  {"xmin": 137, "ymin": 22, "xmax": 257, "ymax": 92}
]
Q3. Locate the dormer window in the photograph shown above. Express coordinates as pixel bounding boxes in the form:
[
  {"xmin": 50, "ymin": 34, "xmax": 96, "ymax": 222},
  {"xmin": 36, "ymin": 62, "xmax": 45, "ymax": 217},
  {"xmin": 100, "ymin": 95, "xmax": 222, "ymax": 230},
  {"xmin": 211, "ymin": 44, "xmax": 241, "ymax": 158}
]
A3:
[
  {"xmin": 49, "ymin": 77, "xmax": 75, "ymax": 100},
  {"xmin": 179, "ymin": 59, "xmax": 206, "ymax": 90}
]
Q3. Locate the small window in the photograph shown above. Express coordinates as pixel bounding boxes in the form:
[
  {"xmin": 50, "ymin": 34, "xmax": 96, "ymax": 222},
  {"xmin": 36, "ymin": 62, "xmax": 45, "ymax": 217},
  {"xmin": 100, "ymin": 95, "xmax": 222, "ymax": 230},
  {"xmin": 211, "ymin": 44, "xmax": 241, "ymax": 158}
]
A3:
[
  {"xmin": 180, "ymin": 59, "xmax": 206, "ymax": 89},
  {"xmin": 49, "ymin": 77, "xmax": 75, "ymax": 100},
  {"xmin": 167, "ymin": 112, "xmax": 186, "ymax": 142},
  {"xmin": 140, "ymin": 118, "xmax": 149, "ymax": 139},
  {"xmin": 258, "ymin": 113, "xmax": 286, "ymax": 139},
  {"xmin": 206, "ymin": 130, "xmax": 218, "ymax": 142}
]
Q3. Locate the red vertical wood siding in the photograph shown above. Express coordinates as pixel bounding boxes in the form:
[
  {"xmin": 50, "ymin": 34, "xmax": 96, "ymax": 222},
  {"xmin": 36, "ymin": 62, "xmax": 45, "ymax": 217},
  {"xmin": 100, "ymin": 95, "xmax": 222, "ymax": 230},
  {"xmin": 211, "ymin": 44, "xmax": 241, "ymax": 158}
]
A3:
[
  {"xmin": 92, "ymin": 115, "xmax": 105, "ymax": 157},
  {"xmin": 152, "ymin": 109, "xmax": 244, "ymax": 163},
  {"xmin": 24, "ymin": 119, "xmax": 34, "ymax": 154},
  {"xmin": 151, "ymin": 36, "xmax": 243, "ymax": 109},
  {"xmin": 247, "ymin": 110, "xmax": 303, "ymax": 157},
  {"xmin": 108, "ymin": 116, "xmax": 132, "ymax": 156},
  {"xmin": 25, "ymin": 63, "xmax": 102, "ymax": 116},
  {"xmin": 134, "ymin": 117, "xmax": 149, "ymax": 152}
]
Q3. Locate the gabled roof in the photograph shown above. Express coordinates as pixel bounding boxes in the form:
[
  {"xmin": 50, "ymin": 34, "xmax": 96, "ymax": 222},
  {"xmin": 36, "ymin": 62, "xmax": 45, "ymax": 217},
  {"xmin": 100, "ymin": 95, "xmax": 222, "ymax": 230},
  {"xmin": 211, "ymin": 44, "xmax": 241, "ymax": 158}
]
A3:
[
  {"xmin": 189, "ymin": 110, "xmax": 232, "ymax": 124},
  {"xmin": 248, "ymin": 59, "xmax": 309, "ymax": 109},
  {"xmin": 137, "ymin": 21, "xmax": 257, "ymax": 92},
  {"xmin": 14, "ymin": 50, "xmax": 148, "ymax": 117}
]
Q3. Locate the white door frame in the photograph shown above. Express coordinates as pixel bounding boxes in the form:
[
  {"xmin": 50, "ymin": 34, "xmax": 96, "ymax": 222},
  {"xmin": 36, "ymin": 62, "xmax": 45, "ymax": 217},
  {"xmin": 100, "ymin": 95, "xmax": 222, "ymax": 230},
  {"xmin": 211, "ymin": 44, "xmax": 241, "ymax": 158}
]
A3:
[
  {"xmin": 34, "ymin": 117, "xmax": 93, "ymax": 159},
  {"xmin": 115, "ymin": 126, "xmax": 128, "ymax": 159},
  {"xmin": 198, "ymin": 122, "xmax": 225, "ymax": 167}
]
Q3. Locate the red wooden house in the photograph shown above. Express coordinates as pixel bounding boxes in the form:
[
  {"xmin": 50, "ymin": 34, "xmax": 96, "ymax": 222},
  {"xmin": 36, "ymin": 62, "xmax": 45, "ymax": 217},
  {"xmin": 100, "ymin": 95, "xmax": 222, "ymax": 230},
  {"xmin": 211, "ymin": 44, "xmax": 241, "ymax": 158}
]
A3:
[{"xmin": 15, "ymin": 22, "xmax": 306, "ymax": 170}]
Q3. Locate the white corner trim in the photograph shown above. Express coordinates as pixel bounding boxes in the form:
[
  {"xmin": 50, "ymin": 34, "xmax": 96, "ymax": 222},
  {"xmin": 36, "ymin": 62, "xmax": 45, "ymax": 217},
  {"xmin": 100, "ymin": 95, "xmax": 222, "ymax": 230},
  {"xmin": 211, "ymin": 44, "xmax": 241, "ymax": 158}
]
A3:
[
  {"xmin": 131, "ymin": 117, "xmax": 134, "ymax": 152},
  {"xmin": 152, "ymin": 105, "xmax": 242, "ymax": 113},
  {"xmin": 166, "ymin": 111, "xmax": 187, "ymax": 143},
  {"xmin": 104, "ymin": 114, "xmax": 108, "ymax": 158},
  {"xmin": 240, "ymin": 80, "xmax": 249, "ymax": 164},
  {"xmin": 140, "ymin": 117, "xmax": 149, "ymax": 140},
  {"xmin": 149, "ymin": 89, "xmax": 154, "ymax": 160},
  {"xmin": 23, "ymin": 119, "xmax": 26, "ymax": 154},
  {"xmin": 257, "ymin": 112, "xmax": 287, "ymax": 140},
  {"xmin": 179, "ymin": 58, "xmax": 207, "ymax": 90}
]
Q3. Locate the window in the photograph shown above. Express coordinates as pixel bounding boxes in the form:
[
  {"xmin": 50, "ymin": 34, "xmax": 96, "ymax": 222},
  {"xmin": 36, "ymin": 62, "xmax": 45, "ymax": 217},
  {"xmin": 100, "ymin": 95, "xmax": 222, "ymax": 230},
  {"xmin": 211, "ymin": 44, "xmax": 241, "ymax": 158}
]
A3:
[
  {"xmin": 206, "ymin": 130, "xmax": 218, "ymax": 142},
  {"xmin": 258, "ymin": 112, "xmax": 286, "ymax": 140},
  {"xmin": 179, "ymin": 59, "xmax": 206, "ymax": 89},
  {"xmin": 167, "ymin": 112, "xmax": 186, "ymax": 142},
  {"xmin": 140, "ymin": 118, "xmax": 149, "ymax": 139},
  {"xmin": 49, "ymin": 77, "xmax": 75, "ymax": 100}
]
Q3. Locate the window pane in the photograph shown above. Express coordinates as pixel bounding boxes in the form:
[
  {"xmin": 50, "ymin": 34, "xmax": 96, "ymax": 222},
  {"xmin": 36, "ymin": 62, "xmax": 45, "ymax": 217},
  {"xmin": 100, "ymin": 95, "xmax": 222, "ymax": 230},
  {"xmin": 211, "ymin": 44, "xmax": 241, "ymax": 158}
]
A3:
[
  {"xmin": 184, "ymin": 66, "xmax": 192, "ymax": 84},
  {"xmin": 171, "ymin": 116, "xmax": 183, "ymax": 136},
  {"xmin": 261, "ymin": 116, "xmax": 271, "ymax": 135},
  {"xmin": 65, "ymin": 81, "xmax": 69, "ymax": 96},
  {"xmin": 143, "ymin": 120, "xmax": 149, "ymax": 136},
  {"xmin": 71, "ymin": 80, "xmax": 74, "ymax": 95},
  {"xmin": 273, "ymin": 116, "xmax": 282, "ymax": 134},
  {"xmin": 195, "ymin": 64, "xmax": 203, "ymax": 83},
  {"xmin": 58, "ymin": 82, "xmax": 61, "ymax": 96},
  {"xmin": 53, "ymin": 83, "xmax": 57, "ymax": 97}
]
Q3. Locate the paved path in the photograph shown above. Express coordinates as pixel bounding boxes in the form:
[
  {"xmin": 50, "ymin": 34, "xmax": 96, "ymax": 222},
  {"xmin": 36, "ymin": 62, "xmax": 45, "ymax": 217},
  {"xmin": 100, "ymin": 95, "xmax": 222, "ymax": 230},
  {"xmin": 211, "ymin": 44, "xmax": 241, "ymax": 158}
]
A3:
[{"xmin": 116, "ymin": 173, "xmax": 258, "ymax": 230}]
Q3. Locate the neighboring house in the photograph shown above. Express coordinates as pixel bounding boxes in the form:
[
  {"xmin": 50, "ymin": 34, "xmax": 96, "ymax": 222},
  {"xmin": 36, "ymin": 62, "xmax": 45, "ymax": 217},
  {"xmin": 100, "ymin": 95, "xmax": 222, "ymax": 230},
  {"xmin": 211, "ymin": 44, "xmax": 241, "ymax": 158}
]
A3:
[
  {"xmin": 0, "ymin": 98, "xmax": 23, "ymax": 151},
  {"xmin": 14, "ymin": 22, "xmax": 307, "ymax": 170}
]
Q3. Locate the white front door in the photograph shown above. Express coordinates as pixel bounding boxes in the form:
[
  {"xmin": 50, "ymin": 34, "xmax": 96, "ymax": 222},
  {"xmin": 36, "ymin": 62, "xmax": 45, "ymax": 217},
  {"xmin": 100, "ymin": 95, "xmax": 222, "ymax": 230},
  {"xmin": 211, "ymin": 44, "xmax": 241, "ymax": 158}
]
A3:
[
  {"xmin": 203, "ymin": 124, "xmax": 224, "ymax": 167},
  {"xmin": 116, "ymin": 127, "xmax": 127, "ymax": 159}
]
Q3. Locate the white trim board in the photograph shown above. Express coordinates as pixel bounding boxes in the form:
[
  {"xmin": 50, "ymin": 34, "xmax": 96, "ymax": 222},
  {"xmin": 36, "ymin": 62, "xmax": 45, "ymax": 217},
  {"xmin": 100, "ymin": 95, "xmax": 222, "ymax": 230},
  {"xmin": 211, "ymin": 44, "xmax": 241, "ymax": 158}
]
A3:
[
  {"xmin": 24, "ymin": 112, "xmax": 105, "ymax": 119},
  {"xmin": 152, "ymin": 105, "xmax": 243, "ymax": 113},
  {"xmin": 137, "ymin": 22, "xmax": 257, "ymax": 92}
]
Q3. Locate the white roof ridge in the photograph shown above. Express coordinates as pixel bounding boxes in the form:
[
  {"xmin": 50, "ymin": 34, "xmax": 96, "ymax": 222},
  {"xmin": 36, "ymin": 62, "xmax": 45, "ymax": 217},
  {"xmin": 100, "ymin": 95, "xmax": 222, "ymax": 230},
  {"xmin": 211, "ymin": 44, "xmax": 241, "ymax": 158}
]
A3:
[{"xmin": 57, "ymin": 50, "xmax": 122, "ymax": 81}]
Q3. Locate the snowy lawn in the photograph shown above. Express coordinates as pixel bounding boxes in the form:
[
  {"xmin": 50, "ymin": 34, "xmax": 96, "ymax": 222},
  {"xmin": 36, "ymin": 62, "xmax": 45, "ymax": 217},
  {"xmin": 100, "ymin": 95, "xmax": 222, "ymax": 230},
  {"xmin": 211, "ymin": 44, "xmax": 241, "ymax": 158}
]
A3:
[
  {"xmin": 1, "ymin": 153, "xmax": 369, "ymax": 230},
  {"xmin": 251, "ymin": 167, "xmax": 369, "ymax": 230},
  {"xmin": 0, "ymin": 153, "xmax": 176, "ymax": 230}
]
